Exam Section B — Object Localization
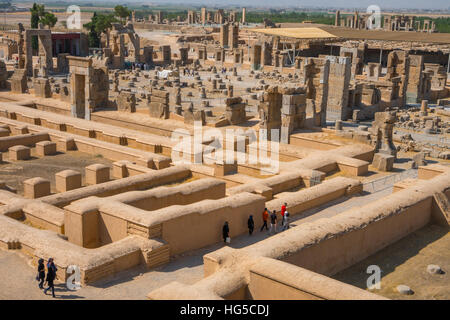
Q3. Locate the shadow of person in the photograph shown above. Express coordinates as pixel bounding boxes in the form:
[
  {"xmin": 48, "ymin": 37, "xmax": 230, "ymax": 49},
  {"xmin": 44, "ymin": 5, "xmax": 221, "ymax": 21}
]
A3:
[{"xmin": 52, "ymin": 283, "xmax": 85, "ymax": 300}]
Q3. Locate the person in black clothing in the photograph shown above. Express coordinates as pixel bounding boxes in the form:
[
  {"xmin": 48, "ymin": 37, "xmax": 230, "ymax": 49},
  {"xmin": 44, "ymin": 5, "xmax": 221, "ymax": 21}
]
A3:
[
  {"xmin": 222, "ymin": 221, "xmax": 229, "ymax": 243},
  {"xmin": 248, "ymin": 215, "xmax": 254, "ymax": 235},
  {"xmin": 44, "ymin": 258, "xmax": 57, "ymax": 298},
  {"xmin": 269, "ymin": 210, "xmax": 278, "ymax": 235},
  {"xmin": 37, "ymin": 258, "xmax": 45, "ymax": 289}
]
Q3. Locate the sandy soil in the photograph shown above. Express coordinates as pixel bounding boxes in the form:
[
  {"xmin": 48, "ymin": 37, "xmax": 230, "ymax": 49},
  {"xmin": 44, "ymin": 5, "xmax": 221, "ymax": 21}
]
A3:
[{"xmin": 333, "ymin": 224, "xmax": 450, "ymax": 300}]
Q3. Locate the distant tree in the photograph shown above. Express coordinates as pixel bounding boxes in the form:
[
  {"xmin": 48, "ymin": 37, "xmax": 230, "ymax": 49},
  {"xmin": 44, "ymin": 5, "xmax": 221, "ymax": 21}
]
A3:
[
  {"xmin": 41, "ymin": 12, "xmax": 58, "ymax": 29},
  {"xmin": 114, "ymin": 5, "xmax": 131, "ymax": 24},
  {"xmin": 85, "ymin": 12, "xmax": 100, "ymax": 48},
  {"xmin": 84, "ymin": 13, "xmax": 118, "ymax": 48},
  {"xmin": 30, "ymin": 3, "xmax": 43, "ymax": 28},
  {"xmin": 30, "ymin": 3, "xmax": 57, "ymax": 29},
  {"xmin": 30, "ymin": 3, "xmax": 44, "ymax": 51}
]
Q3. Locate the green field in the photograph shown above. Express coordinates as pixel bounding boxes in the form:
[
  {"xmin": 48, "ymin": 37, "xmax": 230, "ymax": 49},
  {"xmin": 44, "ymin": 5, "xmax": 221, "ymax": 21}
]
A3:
[{"xmin": 38, "ymin": 2, "xmax": 450, "ymax": 33}]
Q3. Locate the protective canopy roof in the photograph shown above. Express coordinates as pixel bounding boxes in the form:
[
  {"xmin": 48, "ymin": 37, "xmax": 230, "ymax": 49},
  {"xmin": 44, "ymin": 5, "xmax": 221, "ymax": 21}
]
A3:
[{"xmin": 251, "ymin": 27, "xmax": 338, "ymax": 39}]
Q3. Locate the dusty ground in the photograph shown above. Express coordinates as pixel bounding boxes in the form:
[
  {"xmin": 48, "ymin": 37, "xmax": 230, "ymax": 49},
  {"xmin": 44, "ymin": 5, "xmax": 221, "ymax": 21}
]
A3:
[
  {"xmin": 333, "ymin": 224, "xmax": 450, "ymax": 300},
  {"xmin": 0, "ymin": 149, "xmax": 113, "ymax": 195}
]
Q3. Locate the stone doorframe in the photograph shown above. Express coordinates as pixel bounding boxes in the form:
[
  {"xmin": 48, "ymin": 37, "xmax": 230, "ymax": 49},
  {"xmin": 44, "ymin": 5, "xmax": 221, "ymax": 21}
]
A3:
[{"xmin": 68, "ymin": 56, "xmax": 93, "ymax": 120}]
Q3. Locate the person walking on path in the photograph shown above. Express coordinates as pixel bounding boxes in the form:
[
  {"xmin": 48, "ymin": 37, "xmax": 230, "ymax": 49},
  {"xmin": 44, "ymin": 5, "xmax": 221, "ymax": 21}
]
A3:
[
  {"xmin": 260, "ymin": 208, "xmax": 269, "ymax": 232},
  {"xmin": 44, "ymin": 258, "xmax": 57, "ymax": 298},
  {"xmin": 37, "ymin": 258, "xmax": 45, "ymax": 289},
  {"xmin": 222, "ymin": 221, "xmax": 230, "ymax": 243},
  {"xmin": 282, "ymin": 210, "xmax": 290, "ymax": 230},
  {"xmin": 281, "ymin": 203, "xmax": 287, "ymax": 218},
  {"xmin": 248, "ymin": 215, "xmax": 255, "ymax": 235},
  {"xmin": 269, "ymin": 210, "xmax": 278, "ymax": 235}
]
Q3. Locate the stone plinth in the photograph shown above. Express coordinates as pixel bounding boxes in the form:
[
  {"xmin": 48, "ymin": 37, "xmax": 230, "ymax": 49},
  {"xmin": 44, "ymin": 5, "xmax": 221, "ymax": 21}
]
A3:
[
  {"xmin": 36, "ymin": 141, "xmax": 57, "ymax": 157},
  {"xmin": 56, "ymin": 138, "xmax": 76, "ymax": 152},
  {"xmin": 23, "ymin": 177, "xmax": 51, "ymax": 199},
  {"xmin": 85, "ymin": 164, "xmax": 110, "ymax": 185},
  {"xmin": 0, "ymin": 128, "xmax": 9, "ymax": 137},
  {"xmin": 8, "ymin": 145, "xmax": 30, "ymax": 160},
  {"xmin": 372, "ymin": 153, "xmax": 395, "ymax": 172},
  {"xmin": 55, "ymin": 169, "xmax": 82, "ymax": 192}
]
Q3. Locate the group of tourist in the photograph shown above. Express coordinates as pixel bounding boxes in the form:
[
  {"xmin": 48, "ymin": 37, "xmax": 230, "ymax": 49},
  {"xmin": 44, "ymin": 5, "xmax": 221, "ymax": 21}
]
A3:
[
  {"xmin": 182, "ymin": 68, "xmax": 196, "ymax": 77},
  {"xmin": 222, "ymin": 202, "xmax": 290, "ymax": 244},
  {"xmin": 125, "ymin": 61, "xmax": 151, "ymax": 71},
  {"xmin": 260, "ymin": 202, "xmax": 290, "ymax": 235},
  {"xmin": 36, "ymin": 257, "xmax": 58, "ymax": 298}
]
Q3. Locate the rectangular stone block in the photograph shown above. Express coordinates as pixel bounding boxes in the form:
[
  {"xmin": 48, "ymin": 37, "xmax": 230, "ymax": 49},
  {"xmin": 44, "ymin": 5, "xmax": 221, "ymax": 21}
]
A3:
[
  {"xmin": 8, "ymin": 145, "xmax": 30, "ymax": 160},
  {"xmin": 281, "ymin": 104, "xmax": 296, "ymax": 115},
  {"xmin": 149, "ymin": 102, "xmax": 169, "ymax": 119},
  {"xmin": 116, "ymin": 91, "xmax": 136, "ymax": 113},
  {"xmin": 55, "ymin": 169, "xmax": 82, "ymax": 192},
  {"xmin": 282, "ymin": 94, "xmax": 306, "ymax": 106},
  {"xmin": 56, "ymin": 138, "xmax": 76, "ymax": 152},
  {"xmin": 150, "ymin": 96, "xmax": 169, "ymax": 104},
  {"xmin": 0, "ymin": 128, "xmax": 9, "ymax": 137},
  {"xmin": 12, "ymin": 126, "xmax": 28, "ymax": 135},
  {"xmin": 35, "ymin": 141, "xmax": 57, "ymax": 157},
  {"xmin": 372, "ymin": 153, "xmax": 395, "ymax": 172},
  {"xmin": 23, "ymin": 177, "xmax": 51, "ymax": 199},
  {"xmin": 85, "ymin": 164, "xmax": 110, "ymax": 185}
]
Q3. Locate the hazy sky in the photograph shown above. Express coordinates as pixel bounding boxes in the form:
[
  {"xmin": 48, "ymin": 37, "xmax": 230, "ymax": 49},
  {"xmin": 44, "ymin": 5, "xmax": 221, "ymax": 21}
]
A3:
[{"xmin": 133, "ymin": 0, "xmax": 450, "ymax": 10}]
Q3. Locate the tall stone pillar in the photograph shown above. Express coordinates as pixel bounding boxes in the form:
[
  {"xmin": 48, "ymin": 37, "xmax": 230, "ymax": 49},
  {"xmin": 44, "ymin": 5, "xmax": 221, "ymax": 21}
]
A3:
[{"xmin": 220, "ymin": 23, "xmax": 229, "ymax": 47}]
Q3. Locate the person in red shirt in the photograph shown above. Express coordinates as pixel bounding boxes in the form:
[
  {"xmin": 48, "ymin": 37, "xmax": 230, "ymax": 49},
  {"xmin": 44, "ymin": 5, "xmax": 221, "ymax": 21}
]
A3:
[
  {"xmin": 281, "ymin": 203, "xmax": 287, "ymax": 218},
  {"xmin": 260, "ymin": 208, "xmax": 269, "ymax": 232}
]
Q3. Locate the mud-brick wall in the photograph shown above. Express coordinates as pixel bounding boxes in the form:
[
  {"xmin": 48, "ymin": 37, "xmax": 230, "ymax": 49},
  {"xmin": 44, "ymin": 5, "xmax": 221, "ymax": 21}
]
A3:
[
  {"xmin": 161, "ymin": 194, "xmax": 266, "ymax": 255},
  {"xmin": 281, "ymin": 197, "xmax": 433, "ymax": 276}
]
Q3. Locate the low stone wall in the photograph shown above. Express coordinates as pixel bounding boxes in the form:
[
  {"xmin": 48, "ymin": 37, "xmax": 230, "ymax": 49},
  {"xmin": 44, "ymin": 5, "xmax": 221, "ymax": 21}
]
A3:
[
  {"xmin": 266, "ymin": 177, "xmax": 362, "ymax": 217},
  {"xmin": 0, "ymin": 213, "xmax": 168, "ymax": 285},
  {"xmin": 22, "ymin": 201, "xmax": 65, "ymax": 234},
  {"xmin": 278, "ymin": 144, "xmax": 372, "ymax": 178},
  {"xmin": 247, "ymin": 257, "xmax": 385, "ymax": 300},
  {"xmin": 107, "ymin": 178, "xmax": 226, "ymax": 210},
  {"xmin": 0, "ymin": 102, "xmax": 176, "ymax": 163},
  {"xmin": 0, "ymin": 192, "xmax": 65, "ymax": 234},
  {"xmin": 0, "ymin": 117, "xmax": 172, "ymax": 169},
  {"xmin": 227, "ymin": 172, "xmax": 304, "ymax": 200},
  {"xmin": 0, "ymin": 132, "xmax": 49, "ymax": 152},
  {"xmin": 289, "ymin": 135, "xmax": 340, "ymax": 150},
  {"xmin": 279, "ymin": 197, "xmax": 432, "ymax": 276},
  {"xmin": 148, "ymin": 170, "xmax": 450, "ymax": 300},
  {"xmin": 206, "ymin": 171, "xmax": 450, "ymax": 277},
  {"xmin": 65, "ymin": 192, "xmax": 265, "ymax": 254},
  {"xmin": 42, "ymin": 165, "xmax": 191, "ymax": 208}
]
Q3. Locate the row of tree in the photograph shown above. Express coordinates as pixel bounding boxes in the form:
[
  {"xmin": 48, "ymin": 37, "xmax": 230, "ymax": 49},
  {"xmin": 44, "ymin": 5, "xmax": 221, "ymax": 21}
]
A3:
[
  {"xmin": 28, "ymin": 3, "xmax": 133, "ymax": 48},
  {"xmin": 30, "ymin": 3, "xmax": 57, "ymax": 29},
  {"xmin": 84, "ymin": 5, "xmax": 132, "ymax": 48}
]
